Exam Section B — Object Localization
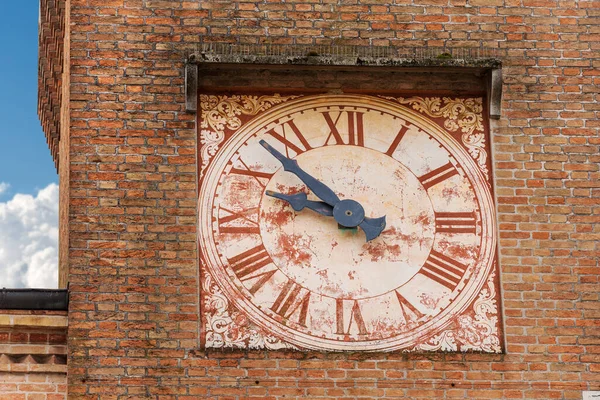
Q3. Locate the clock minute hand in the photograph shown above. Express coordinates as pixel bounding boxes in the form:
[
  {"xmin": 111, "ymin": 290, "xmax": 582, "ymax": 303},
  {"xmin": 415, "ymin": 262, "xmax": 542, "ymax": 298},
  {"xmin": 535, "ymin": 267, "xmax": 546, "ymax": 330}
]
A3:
[
  {"xmin": 259, "ymin": 140, "xmax": 340, "ymax": 206},
  {"xmin": 359, "ymin": 215, "xmax": 387, "ymax": 242},
  {"xmin": 266, "ymin": 191, "xmax": 334, "ymax": 217}
]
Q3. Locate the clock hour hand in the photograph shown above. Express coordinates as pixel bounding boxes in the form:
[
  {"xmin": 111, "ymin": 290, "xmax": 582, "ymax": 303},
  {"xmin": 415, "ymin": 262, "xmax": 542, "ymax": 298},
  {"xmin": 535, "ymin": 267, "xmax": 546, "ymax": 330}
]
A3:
[
  {"xmin": 266, "ymin": 191, "xmax": 334, "ymax": 217},
  {"xmin": 260, "ymin": 140, "xmax": 340, "ymax": 206}
]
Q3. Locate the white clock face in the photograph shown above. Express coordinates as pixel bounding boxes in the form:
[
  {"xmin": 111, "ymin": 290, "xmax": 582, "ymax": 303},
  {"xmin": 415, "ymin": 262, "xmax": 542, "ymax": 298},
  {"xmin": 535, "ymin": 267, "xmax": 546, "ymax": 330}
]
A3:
[{"xmin": 199, "ymin": 94, "xmax": 498, "ymax": 351}]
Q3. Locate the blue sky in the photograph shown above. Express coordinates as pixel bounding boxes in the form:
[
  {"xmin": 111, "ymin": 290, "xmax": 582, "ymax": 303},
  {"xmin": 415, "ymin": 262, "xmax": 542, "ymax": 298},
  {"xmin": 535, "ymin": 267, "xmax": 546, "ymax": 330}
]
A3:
[
  {"xmin": 0, "ymin": 2, "xmax": 58, "ymax": 196},
  {"xmin": 0, "ymin": 3, "xmax": 59, "ymax": 288}
]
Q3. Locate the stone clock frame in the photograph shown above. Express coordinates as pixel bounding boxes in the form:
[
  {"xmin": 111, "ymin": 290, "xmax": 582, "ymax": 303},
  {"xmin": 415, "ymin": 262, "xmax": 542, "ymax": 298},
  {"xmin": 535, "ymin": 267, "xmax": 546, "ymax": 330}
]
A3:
[{"xmin": 190, "ymin": 47, "xmax": 504, "ymax": 353}]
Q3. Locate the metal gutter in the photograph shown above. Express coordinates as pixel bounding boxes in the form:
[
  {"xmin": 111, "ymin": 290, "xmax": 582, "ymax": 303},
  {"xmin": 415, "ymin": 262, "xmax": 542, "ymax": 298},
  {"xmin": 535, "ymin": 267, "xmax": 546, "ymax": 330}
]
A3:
[{"xmin": 0, "ymin": 288, "xmax": 68, "ymax": 310}]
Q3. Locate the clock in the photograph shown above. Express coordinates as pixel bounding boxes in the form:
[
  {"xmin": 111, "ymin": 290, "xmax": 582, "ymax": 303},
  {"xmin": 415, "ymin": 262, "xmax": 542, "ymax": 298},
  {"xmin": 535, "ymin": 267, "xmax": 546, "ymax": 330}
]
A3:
[{"xmin": 199, "ymin": 93, "xmax": 502, "ymax": 352}]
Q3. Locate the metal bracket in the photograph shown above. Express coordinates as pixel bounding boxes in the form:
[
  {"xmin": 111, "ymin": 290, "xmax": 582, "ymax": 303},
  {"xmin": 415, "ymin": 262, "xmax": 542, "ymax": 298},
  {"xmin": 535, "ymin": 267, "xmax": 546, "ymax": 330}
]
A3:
[
  {"xmin": 185, "ymin": 59, "xmax": 198, "ymax": 113},
  {"xmin": 488, "ymin": 68, "xmax": 502, "ymax": 120}
]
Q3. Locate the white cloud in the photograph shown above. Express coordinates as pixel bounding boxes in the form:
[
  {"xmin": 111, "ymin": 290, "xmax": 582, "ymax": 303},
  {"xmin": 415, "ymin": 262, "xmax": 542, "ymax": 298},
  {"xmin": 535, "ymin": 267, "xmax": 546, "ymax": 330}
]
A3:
[
  {"xmin": 0, "ymin": 183, "xmax": 58, "ymax": 288},
  {"xmin": 0, "ymin": 182, "xmax": 9, "ymax": 196}
]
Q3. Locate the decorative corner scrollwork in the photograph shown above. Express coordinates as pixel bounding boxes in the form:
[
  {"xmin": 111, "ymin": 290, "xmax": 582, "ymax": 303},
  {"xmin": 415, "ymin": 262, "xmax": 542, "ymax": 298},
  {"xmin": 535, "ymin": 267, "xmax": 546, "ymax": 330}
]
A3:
[
  {"xmin": 199, "ymin": 94, "xmax": 300, "ymax": 179},
  {"xmin": 412, "ymin": 268, "xmax": 501, "ymax": 353},
  {"xmin": 381, "ymin": 96, "xmax": 489, "ymax": 181},
  {"xmin": 202, "ymin": 272, "xmax": 296, "ymax": 350}
]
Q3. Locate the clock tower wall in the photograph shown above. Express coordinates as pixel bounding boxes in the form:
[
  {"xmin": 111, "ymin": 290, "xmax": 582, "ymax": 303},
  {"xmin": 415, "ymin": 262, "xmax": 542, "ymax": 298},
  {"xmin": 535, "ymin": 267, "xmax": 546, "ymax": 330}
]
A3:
[{"xmin": 49, "ymin": 0, "xmax": 600, "ymax": 398}]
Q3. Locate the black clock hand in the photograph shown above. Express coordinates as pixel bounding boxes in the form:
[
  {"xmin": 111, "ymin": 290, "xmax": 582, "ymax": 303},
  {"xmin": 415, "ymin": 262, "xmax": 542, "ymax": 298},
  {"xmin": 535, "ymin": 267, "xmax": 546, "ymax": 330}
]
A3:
[
  {"xmin": 266, "ymin": 191, "xmax": 334, "ymax": 217},
  {"xmin": 260, "ymin": 139, "xmax": 385, "ymax": 241},
  {"xmin": 268, "ymin": 190, "xmax": 383, "ymax": 240},
  {"xmin": 259, "ymin": 140, "xmax": 340, "ymax": 206},
  {"xmin": 333, "ymin": 200, "xmax": 387, "ymax": 242}
]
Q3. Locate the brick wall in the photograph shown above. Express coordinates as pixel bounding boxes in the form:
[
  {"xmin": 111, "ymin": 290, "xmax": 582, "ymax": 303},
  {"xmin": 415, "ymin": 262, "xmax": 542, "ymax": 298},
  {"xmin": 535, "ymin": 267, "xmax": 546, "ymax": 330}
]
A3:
[
  {"xmin": 41, "ymin": 0, "xmax": 600, "ymax": 398},
  {"xmin": 38, "ymin": 0, "xmax": 65, "ymax": 167},
  {"xmin": 58, "ymin": 0, "xmax": 71, "ymax": 288},
  {"xmin": 0, "ymin": 311, "xmax": 67, "ymax": 400}
]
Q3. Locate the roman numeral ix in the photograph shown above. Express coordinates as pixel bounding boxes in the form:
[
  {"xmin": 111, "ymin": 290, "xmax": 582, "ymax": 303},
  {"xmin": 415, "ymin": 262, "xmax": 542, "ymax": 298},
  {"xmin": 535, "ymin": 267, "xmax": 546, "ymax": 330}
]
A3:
[{"xmin": 218, "ymin": 206, "xmax": 260, "ymax": 234}]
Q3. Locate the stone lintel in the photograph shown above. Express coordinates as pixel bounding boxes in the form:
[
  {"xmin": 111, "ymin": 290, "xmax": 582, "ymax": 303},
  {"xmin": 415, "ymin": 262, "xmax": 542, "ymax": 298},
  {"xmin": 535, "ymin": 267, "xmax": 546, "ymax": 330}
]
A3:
[
  {"xmin": 186, "ymin": 44, "xmax": 502, "ymax": 116},
  {"xmin": 190, "ymin": 52, "xmax": 501, "ymax": 70},
  {"xmin": 187, "ymin": 52, "xmax": 502, "ymax": 120}
]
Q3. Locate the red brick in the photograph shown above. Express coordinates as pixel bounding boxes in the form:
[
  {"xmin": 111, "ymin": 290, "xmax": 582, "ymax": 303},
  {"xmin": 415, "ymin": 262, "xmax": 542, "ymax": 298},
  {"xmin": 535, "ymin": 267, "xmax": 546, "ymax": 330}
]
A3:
[{"xmin": 32, "ymin": 0, "xmax": 600, "ymax": 398}]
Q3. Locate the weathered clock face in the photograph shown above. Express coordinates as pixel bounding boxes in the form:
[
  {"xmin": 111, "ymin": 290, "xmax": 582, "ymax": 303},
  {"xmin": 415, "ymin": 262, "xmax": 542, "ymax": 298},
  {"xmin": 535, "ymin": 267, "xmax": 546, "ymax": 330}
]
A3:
[{"xmin": 199, "ymin": 93, "xmax": 502, "ymax": 352}]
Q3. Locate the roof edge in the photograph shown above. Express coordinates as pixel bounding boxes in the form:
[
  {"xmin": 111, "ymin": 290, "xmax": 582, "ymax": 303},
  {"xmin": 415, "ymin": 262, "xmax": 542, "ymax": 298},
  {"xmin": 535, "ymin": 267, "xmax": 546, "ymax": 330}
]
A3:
[{"xmin": 0, "ymin": 289, "xmax": 69, "ymax": 311}]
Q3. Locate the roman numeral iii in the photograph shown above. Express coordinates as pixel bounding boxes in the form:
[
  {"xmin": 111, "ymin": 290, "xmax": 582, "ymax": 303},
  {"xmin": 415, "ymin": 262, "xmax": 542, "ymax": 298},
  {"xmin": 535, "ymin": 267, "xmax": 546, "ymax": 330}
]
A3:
[{"xmin": 435, "ymin": 211, "xmax": 477, "ymax": 234}]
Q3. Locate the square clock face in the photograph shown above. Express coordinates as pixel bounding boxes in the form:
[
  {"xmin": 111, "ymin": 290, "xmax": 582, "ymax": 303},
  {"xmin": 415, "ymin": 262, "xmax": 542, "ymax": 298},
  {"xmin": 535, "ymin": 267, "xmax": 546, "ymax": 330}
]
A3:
[{"xmin": 197, "ymin": 92, "xmax": 503, "ymax": 353}]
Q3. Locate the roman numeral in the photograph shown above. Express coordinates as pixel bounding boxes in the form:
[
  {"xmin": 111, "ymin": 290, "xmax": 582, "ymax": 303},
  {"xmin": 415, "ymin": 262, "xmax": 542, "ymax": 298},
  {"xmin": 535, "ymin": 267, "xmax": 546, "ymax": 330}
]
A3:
[
  {"xmin": 336, "ymin": 299, "xmax": 368, "ymax": 335},
  {"xmin": 395, "ymin": 291, "xmax": 424, "ymax": 326},
  {"xmin": 270, "ymin": 280, "xmax": 311, "ymax": 327},
  {"xmin": 435, "ymin": 211, "xmax": 477, "ymax": 234},
  {"xmin": 218, "ymin": 206, "xmax": 260, "ymax": 234},
  {"xmin": 266, "ymin": 119, "xmax": 312, "ymax": 157},
  {"xmin": 229, "ymin": 159, "xmax": 274, "ymax": 189},
  {"xmin": 321, "ymin": 111, "xmax": 365, "ymax": 147},
  {"xmin": 418, "ymin": 162, "xmax": 458, "ymax": 190},
  {"xmin": 420, "ymin": 250, "xmax": 468, "ymax": 290},
  {"xmin": 228, "ymin": 244, "xmax": 277, "ymax": 295},
  {"xmin": 385, "ymin": 124, "xmax": 410, "ymax": 156}
]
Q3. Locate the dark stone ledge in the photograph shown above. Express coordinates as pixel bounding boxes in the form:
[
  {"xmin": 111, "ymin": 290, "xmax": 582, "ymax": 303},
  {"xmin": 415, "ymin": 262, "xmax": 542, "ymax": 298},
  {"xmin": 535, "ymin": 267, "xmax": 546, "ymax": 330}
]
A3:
[{"xmin": 0, "ymin": 288, "xmax": 68, "ymax": 311}]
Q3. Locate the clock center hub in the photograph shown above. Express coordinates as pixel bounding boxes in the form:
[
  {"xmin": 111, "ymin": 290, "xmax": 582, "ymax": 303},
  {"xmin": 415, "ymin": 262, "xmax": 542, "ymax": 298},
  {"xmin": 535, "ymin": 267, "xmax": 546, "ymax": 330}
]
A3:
[
  {"xmin": 333, "ymin": 199, "xmax": 365, "ymax": 227},
  {"xmin": 260, "ymin": 145, "xmax": 436, "ymax": 299}
]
